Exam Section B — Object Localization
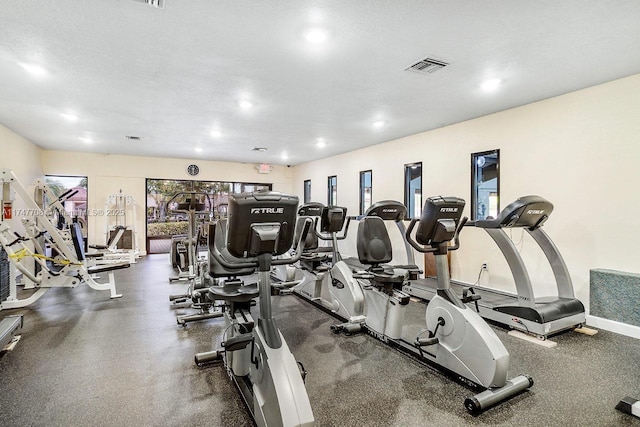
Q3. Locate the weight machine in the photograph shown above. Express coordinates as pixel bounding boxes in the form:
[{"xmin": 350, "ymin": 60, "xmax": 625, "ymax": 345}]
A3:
[{"xmin": 0, "ymin": 169, "xmax": 126, "ymax": 310}]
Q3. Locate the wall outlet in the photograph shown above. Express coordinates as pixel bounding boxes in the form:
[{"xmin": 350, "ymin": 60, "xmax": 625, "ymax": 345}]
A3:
[{"xmin": 481, "ymin": 262, "xmax": 489, "ymax": 271}]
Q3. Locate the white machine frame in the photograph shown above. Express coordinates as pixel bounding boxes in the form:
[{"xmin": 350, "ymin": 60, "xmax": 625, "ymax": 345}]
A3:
[{"xmin": 0, "ymin": 169, "xmax": 124, "ymax": 310}]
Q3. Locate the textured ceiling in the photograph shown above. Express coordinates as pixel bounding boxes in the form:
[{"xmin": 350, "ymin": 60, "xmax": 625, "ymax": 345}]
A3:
[{"xmin": 1, "ymin": 1, "xmax": 640, "ymax": 166}]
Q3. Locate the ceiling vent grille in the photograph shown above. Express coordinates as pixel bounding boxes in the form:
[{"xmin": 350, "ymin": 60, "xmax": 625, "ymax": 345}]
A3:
[
  {"xmin": 132, "ymin": 0, "xmax": 165, "ymax": 9},
  {"xmin": 405, "ymin": 57, "xmax": 449, "ymax": 75},
  {"xmin": 125, "ymin": 136, "xmax": 142, "ymax": 141},
  {"xmin": 251, "ymin": 147, "xmax": 268, "ymax": 152}
]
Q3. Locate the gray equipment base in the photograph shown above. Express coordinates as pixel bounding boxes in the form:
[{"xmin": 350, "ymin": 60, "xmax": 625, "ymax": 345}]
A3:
[{"xmin": 0, "ymin": 315, "xmax": 23, "ymax": 349}]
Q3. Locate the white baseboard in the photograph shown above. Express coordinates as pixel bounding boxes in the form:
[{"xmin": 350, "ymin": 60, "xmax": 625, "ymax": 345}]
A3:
[{"xmin": 586, "ymin": 315, "xmax": 640, "ymax": 339}]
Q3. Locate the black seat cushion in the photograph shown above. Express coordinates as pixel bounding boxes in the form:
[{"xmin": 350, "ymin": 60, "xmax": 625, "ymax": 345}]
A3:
[
  {"xmin": 208, "ymin": 282, "xmax": 259, "ymax": 302},
  {"xmin": 357, "ymin": 217, "xmax": 392, "ymax": 266}
]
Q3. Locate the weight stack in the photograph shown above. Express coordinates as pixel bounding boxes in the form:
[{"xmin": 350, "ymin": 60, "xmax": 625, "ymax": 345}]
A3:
[{"xmin": 1, "ymin": 247, "xmax": 9, "ymax": 302}]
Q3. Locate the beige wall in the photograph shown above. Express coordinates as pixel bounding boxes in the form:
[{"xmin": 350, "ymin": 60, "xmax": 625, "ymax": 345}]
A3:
[
  {"xmin": 0, "ymin": 124, "xmax": 43, "ymax": 190},
  {"xmin": 292, "ymin": 73, "xmax": 640, "ymax": 317},
  {"xmin": 41, "ymin": 151, "xmax": 293, "ymax": 254}
]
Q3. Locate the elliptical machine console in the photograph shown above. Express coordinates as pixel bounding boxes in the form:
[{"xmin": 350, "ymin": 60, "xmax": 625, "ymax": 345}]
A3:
[{"xmin": 195, "ymin": 191, "xmax": 315, "ymax": 427}]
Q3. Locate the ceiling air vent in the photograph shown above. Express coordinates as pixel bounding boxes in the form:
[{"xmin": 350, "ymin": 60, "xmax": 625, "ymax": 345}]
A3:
[
  {"xmin": 125, "ymin": 136, "xmax": 142, "ymax": 141},
  {"xmin": 132, "ymin": 0, "xmax": 165, "ymax": 9},
  {"xmin": 405, "ymin": 57, "xmax": 449, "ymax": 75},
  {"xmin": 251, "ymin": 147, "xmax": 268, "ymax": 152}
]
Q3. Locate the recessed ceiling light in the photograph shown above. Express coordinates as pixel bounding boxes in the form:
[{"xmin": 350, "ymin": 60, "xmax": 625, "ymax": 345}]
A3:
[
  {"xmin": 239, "ymin": 100, "xmax": 253, "ymax": 109},
  {"xmin": 281, "ymin": 152, "xmax": 289, "ymax": 160},
  {"xmin": 79, "ymin": 137, "xmax": 93, "ymax": 144},
  {"xmin": 60, "ymin": 112, "xmax": 78, "ymax": 122},
  {"xmin": 373, "ymin": 120, "xmax": 386, "ymax": 128},
  {"xmin": 194, "ymin": 147, "xmax": 203, "ymax": 153},
  {"xmin": 481, "ymin": 78, "xmax": 502, "ymax": 91},
  {"xmin": 304, "ymin": 28, "xmax": 328, "ymax": 44},
  {"xmin": 19, "ymin": 63, "xmax": 47, "ymax": 77},
  {"xmin": 316, "ymin": 138, "xmax": 326, "ymax": 148},
  {"xmin": 210, "ymin": 129, "xmax": 222, "ymax": 138}
]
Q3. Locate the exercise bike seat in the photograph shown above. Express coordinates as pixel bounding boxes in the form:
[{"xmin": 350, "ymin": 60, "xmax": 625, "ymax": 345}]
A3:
[
  {"xmin": 208, "ymin": 282, "xmax": 259, "ymax": 303},
  {"xmin": 356, "ymin": 216, "xmax": 408, "ymax": 285}
]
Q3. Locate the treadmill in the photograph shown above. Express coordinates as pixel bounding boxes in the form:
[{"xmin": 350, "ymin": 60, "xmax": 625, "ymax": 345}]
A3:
[{"xmin": 403, "ymin": 195, "xmax": 586, "ymax": 339}]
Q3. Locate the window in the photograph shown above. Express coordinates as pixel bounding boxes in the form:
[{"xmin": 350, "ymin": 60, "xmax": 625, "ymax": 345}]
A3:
[
  {"xmin": 359, "ymin": 170, "xmax": 372, "ymax": 215},
  {"xmin": 43, "ymin": 175, "xmax": 89, "ymax": 229},
  {"xmin": 404, "ymin": 162, "xmax": 422, "ymax": 219},
  {"xmin": 146, "ymin": 178, "xmax": 272, "ymax": 254},
  {"xmin": 304, "ymin": 180, "xmax": 311, "ymax": 204},
  {"xmin": 471, "ymin": 149, "xmax": 500, "ymax": 220},
  {"xmin": 327, "ymin": 175, "xmax": 337, "ymax": 205}
]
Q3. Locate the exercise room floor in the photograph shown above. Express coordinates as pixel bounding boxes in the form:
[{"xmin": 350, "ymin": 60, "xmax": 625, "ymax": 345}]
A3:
[{"xmin": 1, "ymin": 254, "xmax": 639, "ymax": 426}]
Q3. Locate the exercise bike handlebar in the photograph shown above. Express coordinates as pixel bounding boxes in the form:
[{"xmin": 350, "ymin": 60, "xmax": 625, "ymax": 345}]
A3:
[
  {"xmin": 405, "ymin": 216, "xmax": 467, "ymax": 253},
  {"xmin": 211, "ymin": 218, "xmax": 313, "ymax": 269}
]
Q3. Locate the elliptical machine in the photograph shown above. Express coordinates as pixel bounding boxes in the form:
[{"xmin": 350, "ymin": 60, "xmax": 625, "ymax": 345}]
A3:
[
  {"xmin": 167, "ymin": 192, "xmax": 219, "ymax": 326},
  {"xmin": 405, "ymin": 196, "xmax": 533, "ymax": 413},
  {"xmin": 195, "ymin": 191, "xmax": 315, "ymax": 427}
]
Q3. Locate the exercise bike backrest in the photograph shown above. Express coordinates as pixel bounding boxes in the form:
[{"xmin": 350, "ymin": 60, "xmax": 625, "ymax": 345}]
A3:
[
  {"xmin": 357, "ymin": 217, "xmax": 393, "ymax": 267},
  {"xmin": 208, "ymin": 220, "xmax": 256, "ymax": 277},
  {"xmin": 472, "ymin": 195, "xmax": 553, "ymax": 230},
  {"xmin": 365, "ymin": 200, "xmax": 407, "ymax": 222},
  {"xmin": 406, "ymin": 196, "xmax": 467, "ymax": 254},
  {"xmin": 212, "ymin": 192, "xmax": 312, "ymax": 270}
]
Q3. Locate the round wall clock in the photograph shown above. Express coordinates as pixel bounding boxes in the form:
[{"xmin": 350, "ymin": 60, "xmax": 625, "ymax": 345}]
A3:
[{"xmin": 186, "ymin": 164, "xmax": 200, "ymax": 176}]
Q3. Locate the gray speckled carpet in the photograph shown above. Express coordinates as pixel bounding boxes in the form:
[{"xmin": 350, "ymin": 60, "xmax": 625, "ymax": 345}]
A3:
[{"xmin": 1, "ymin": 254, "xmax": 639, "ymax": 426}]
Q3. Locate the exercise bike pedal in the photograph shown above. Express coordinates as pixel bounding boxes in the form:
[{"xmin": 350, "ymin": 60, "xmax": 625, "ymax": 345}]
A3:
[
  {"xmin": 194, "ymin": 350, "xmax": 223, "ymax": 366},
  {"xmin": 223, "ymin": 333, "xmax": 253, "ymax": 352},
  {"xmin": 462, "ymin": 288, "xmax": 481, "ymax": 303},
  {"xmin": 330, "ymin": 322, "xmax": 363, "ymax": 336},
  {"xmin": 170, "ymin": 297, "xmax": 188, "ymax": 304},
  {"xmin": 415, "ymin": 336, "xmax": 439, "ymax": 347}
]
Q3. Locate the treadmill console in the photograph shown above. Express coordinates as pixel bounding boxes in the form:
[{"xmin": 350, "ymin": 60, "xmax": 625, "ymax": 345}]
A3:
[{"xmin": 475, "ymin": 195, "xmax": 553, "ymax": 229}]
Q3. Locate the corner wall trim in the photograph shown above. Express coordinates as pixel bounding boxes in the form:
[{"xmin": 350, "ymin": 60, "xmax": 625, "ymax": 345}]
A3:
[{"xmin": 586, "ymin": 315, "xmax": 640, "ymax": 339}]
